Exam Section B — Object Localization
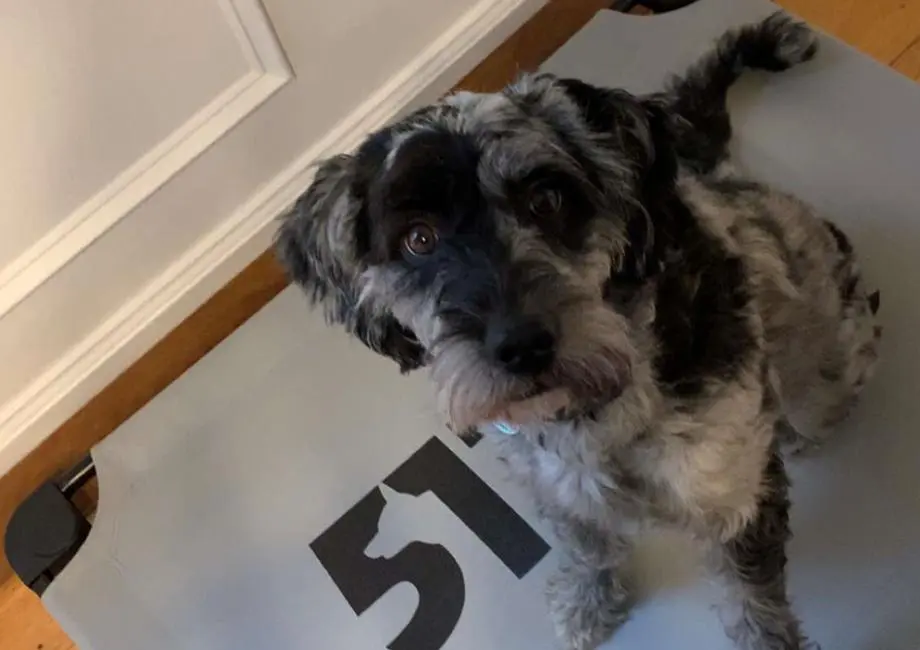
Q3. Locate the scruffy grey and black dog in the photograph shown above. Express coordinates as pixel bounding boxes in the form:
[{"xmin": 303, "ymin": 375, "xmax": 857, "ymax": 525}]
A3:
[{"xmin": 276, "ymin": 12, "xmax": 881, "ymax": 650}]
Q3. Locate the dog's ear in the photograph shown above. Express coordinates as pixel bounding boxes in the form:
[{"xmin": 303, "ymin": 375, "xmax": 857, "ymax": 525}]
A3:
[
  {"xmin": 275, "ymin": 154, "xmax": 359, "ymax": 321},
  {"xmin": 554, "ymin": 77, "xmax": 666, "ymax": 282},
  {"xmin": 555, "ymin": 77, "xmax": 658, "ymax": 169},
  {"xmin": 275, "ymin": 154, "xmax": 427, "ymax": 373}
]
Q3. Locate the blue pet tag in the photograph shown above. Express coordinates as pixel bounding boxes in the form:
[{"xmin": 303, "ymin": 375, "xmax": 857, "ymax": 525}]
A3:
[{"xmin": 493, "ymin": 421, "xmax": 520, "ymax": 436}]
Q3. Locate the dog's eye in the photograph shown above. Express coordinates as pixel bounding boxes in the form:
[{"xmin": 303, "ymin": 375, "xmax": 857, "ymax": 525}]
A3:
[
  {"xmin": 402, "ymin": 222, "xmax": 439, "ymax": 257},
  {"xmin": 528, "ymin": 184, "xmax": 563, "ymax": 218}
]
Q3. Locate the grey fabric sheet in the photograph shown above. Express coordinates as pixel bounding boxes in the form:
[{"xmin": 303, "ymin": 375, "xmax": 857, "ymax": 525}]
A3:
[{"xmin": 44, "ymin": 1, "xmax": 920, "ymax": 648}]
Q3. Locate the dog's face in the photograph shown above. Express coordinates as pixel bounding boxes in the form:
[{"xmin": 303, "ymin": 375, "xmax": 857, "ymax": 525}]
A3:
[{"xmin": 277, "ymin": 75, "xmax": 669, "ymax": 429}]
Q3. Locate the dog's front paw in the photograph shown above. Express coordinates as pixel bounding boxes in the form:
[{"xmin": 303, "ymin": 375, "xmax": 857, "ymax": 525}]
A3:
[
  {"xmin": 546, "ymin": 565, "xmax": 632, "ymax": 650},
  {"xmin": 775, "ymin": 417, "xmax": 821, "ymax": 457}
]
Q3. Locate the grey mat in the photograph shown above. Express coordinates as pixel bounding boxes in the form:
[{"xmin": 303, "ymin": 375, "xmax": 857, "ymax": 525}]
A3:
[{"xmin": 44, "ymin": 1, "xmax": 920, "ymax": 648}]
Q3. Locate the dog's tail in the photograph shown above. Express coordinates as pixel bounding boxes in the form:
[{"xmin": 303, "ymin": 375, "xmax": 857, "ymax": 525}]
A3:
[{"xmin": 658, "ymin": 12, "xmax": 818, "ymax": 172}]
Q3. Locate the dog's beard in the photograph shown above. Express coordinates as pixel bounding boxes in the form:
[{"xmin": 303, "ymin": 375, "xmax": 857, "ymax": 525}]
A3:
[{"xmin": 429, "ymin": 301, "xmax": 635, "ymax": 430}]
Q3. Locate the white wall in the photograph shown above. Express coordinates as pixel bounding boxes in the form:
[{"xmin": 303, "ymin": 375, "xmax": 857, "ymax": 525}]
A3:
[{"xmin": 0, "ymin": 0, "xmax": 545, "ymax": 475}]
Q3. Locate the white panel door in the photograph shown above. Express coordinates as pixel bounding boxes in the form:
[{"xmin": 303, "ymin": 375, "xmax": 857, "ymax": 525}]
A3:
[{"xmin": 0, "ymin": 0, "xmax": 545, "ymax": 474}]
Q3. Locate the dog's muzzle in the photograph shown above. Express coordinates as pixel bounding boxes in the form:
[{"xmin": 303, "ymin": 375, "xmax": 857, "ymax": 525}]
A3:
[{"xmin": 486, "ymin": 317, "xmax": 557, "ymax": 376}]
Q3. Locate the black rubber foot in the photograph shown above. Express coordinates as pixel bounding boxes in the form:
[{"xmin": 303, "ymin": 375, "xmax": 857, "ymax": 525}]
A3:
[{"xmin": 6, "ymin": 480, "xmax": 91, "ymax": 595}]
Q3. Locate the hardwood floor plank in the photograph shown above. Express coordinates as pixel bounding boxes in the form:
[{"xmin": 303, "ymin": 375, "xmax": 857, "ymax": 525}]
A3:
[
  {"xmin": 892, "ymin": 35, "xmax": 920, "ymax": 80},
  {"xmin": 0, "ymin": 579, "xmax": 75, "ymax": 650},
  {"xmin": 777, "ymin": 0, "xmax": 920, "ymax": 65}
]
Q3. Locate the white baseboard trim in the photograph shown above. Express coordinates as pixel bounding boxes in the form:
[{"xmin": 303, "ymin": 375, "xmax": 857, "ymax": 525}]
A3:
[{"xmin": 0, "ymin": 0, "xmax": 546, "ymax": 477}]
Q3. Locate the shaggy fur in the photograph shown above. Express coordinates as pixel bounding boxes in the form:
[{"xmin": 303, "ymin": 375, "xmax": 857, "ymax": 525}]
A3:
[{"xmin": 276, "ymin": 13, "xmax": 881, "ymax": 650}]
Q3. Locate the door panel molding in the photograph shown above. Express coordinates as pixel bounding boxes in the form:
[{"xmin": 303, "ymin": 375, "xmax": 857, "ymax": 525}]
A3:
[{"xmin": 0, "ymin": 0, "xmax": 293, "ymax": 320}]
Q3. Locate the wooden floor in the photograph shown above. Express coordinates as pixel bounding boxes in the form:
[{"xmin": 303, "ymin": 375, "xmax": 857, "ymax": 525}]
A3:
[{"xmin": 2, "ymin": 0, "xmax": 919, "ymax": 648}]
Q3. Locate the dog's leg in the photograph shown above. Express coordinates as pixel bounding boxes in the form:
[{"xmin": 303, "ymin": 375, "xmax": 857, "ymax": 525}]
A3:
[
  {"xmin": 654, "ymin": 12, "xmax": 818, "ymax": 173},
  {"xmin": 781, "ymin": 223, "xmax": 882, "ymax": 454},
  {"xmin": 716, "ymin": 450, "xmax": 816, "ymax": 650},
  {"xmin": 773, "ymin": 416, "xmax": 811, "ymax": 455},
  {"xmin": 546, "ymin": 518, "xmax": 633, "ymax": 650}
]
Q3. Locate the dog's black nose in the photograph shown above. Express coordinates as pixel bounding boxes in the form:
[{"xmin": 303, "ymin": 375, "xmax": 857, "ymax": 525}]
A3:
[{"xmin": 489, "ymin": 320, "xmax": 556, "ymax": 375}]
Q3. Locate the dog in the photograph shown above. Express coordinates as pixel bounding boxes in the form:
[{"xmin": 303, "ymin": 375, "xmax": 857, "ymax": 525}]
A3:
[{"xmin": 275, "ymin": 12, "xmax": 881, "ymax": 650}]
